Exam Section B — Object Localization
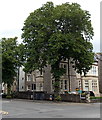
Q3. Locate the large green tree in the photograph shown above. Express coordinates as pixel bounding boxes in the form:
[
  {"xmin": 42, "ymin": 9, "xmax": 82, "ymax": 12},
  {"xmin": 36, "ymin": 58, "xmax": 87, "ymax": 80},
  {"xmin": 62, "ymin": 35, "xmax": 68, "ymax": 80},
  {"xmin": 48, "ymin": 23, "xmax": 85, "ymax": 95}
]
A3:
[
  {"xmin": 22, "ymin": 2, "xmax": 94, "ymax": 99},
  {"xmin": 2, "ymin": 37, "xmax": 20, "ymax": 95}
]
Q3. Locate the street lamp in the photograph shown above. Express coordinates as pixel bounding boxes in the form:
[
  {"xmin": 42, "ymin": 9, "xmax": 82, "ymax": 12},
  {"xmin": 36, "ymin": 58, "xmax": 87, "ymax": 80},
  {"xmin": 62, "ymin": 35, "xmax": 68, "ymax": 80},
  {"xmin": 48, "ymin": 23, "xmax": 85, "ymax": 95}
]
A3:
[
  {"xmin": 33, "ymin": 73, "xmax": 36, "ymax": 101},
  {"xmin": 67, "ymin": 59, "xmax": 71, "ymax": 92},
  {"xmin": 16, "ymin": 66, "xmax": 19, "ymax": 92}
]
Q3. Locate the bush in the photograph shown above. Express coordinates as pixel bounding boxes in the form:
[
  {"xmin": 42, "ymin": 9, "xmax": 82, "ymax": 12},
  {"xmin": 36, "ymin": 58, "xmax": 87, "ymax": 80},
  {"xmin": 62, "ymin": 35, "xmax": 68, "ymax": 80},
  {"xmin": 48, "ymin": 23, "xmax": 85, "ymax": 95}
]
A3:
[
  {"xmin": 90, "ymin": 96, "xmax": 102, "ymax": 99},
  {"xmin": 6, "ymin": 95, "xmax": 12, "ymax": 99},
  {"xmin": 55, "ymin": 95, "xmax": 61, "ymax": 101}
]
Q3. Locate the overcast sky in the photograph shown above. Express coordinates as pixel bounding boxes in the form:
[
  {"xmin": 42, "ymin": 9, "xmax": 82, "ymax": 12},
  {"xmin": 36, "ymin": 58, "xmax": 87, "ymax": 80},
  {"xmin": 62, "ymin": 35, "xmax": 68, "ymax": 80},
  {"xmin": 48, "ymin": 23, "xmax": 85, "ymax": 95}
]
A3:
[{"xmin": 0, "ymin": 0, "xmax": 101, "ymax": 52}]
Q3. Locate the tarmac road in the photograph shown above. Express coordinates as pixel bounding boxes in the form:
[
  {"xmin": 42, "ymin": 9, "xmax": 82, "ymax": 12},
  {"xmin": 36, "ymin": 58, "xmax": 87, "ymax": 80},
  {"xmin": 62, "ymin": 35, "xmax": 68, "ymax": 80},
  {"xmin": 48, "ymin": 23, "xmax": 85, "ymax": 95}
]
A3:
[{"xmin": 2, "ymin": 99, "xmax": 101, "ymax": 118}]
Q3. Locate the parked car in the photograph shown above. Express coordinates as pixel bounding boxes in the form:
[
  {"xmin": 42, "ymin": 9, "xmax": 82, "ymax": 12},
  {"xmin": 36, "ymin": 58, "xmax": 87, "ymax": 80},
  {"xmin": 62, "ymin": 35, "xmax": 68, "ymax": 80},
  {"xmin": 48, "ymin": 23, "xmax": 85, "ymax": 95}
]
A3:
[
  {"xmin": 0, "ymin": 93, "xmax": 3, "ymax": 98},
  {"xmin": 89, "ymin": 91, "xmax": 95, "ymax": 96},
  {"xmin": 82, "ymin": 91, "xmax": 95, "ymax": 97},
  {"xmin": 68, "ymin": 91, "xmax": 78, "ymax": 94}
]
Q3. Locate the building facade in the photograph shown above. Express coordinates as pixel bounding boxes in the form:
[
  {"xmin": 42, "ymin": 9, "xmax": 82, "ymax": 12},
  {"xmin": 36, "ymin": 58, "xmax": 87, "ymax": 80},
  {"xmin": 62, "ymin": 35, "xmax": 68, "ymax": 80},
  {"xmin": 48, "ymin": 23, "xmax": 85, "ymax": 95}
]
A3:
[
  {"xmin": 76, "ymin": 60, "xmax": 99, "ymax": 97},
  {"xmin": 2, "ymin": 79, "xmax": 17, "ymax": 94},
  {"xmin": 98, "ymin": 53, "xmax": 102, "ymax": 94},
  {"xmin": 21, "ymin": 60, "xmax": 78, "ymax": 94},
  {"xmin": 18, "ymin": 58, "xmax": 100, "ymax": 97},
  {"xmin": 19, "ymin": 66, "xmax": 26, "ymax": 91},
  {"xmin": 25, "ymin": 70, "xmax": 44, "ymax": 92}
]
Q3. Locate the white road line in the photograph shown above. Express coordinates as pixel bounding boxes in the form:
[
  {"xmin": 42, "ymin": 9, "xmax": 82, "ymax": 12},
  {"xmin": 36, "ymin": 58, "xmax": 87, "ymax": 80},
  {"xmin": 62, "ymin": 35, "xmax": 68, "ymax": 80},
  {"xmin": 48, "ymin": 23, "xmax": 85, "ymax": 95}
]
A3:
[{"xmin": 0, "ymin": 111, "xmax": 8, "ymax": 115}]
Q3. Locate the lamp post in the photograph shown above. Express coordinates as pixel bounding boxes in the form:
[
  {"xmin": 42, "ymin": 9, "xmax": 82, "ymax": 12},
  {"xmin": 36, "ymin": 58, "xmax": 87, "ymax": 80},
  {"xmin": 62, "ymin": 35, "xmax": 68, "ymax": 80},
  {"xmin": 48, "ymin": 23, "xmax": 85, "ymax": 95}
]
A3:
[
  {"xmin": 33, "ymin": 73, "xmax": 36, "ymax": 101},
  {"xmin": 79, "ymin": 74, "xmax": 83, "ymax": 100},
  {"xmin": 67, "ymin": 58, "xmax": 71, "ymax": 92},
  {"xmin": 33, "ymin": 83, "xmax": 34, "ymax": 101},
  {"xmin": 17, "ymin": 66, "xmax": 19, "ymax": 92}
]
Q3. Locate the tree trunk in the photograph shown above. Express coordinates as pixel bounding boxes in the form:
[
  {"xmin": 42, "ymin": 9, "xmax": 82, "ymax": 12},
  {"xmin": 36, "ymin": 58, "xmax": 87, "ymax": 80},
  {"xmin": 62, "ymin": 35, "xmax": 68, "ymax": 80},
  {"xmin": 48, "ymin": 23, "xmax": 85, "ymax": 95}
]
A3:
[
  {"xmin": 54, "ymin": 78, "xmax": 60, "ymax": 96},
  {"xmin": 7, "ymin": 84, "xmax": 11, "ymax": 95},
  {"xmin": 51, "ymin": 61, "xmax": 61, "ymax": 101}
]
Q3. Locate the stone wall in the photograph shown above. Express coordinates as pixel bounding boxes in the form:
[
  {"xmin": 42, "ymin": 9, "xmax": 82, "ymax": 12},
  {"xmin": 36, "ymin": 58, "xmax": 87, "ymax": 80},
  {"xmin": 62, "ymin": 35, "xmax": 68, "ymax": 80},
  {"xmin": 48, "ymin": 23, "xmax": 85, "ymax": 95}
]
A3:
[
  {"xmin": 98, "ymin": 55, "xmax": 102, "ymax": 93},
  {"xmin": 61, "ymin": 94, "xmax": 80, "ymax": 102},
  {"xmin": 14, "ymin": 92, "xmax": 87, "ymax": 103}
]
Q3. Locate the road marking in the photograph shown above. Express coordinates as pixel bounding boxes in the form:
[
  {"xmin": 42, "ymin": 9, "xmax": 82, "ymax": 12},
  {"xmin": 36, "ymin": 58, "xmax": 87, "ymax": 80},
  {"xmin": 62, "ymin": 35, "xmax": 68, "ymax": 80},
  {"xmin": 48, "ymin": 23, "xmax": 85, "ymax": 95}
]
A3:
[
  {"xmin": 2, "ymin": 100, "xmax": 10, "ymax": 103},
  {"xmin": 0, "ymin": 111, "xmax": 8, "ymax": 115}
]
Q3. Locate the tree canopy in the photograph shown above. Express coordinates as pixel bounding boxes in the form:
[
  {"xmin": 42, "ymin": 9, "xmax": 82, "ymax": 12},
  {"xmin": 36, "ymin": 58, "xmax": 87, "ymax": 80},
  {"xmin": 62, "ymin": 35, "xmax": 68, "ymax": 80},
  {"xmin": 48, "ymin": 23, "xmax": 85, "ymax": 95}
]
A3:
[
  {"xmin": 2, "ymin": 37, "xmax": 20, "ymax": 94},
  {"xmin": 22, "ymin": 2, "xmax": 94, "ymax": 97}
]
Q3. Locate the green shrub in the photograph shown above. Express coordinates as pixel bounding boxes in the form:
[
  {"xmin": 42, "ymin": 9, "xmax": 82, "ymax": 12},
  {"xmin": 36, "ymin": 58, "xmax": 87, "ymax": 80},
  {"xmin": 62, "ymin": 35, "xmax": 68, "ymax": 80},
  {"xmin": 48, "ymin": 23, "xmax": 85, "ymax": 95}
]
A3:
[
  {"xmin": 55, "ymin": 95, "xmax": 61, "ymax": 101},
  {"xmin": 6, "ymin": 95, "xmax": 12, "ymax": 99},
  {"xmin": 90, "ymin": 96, "xmax": 102, "ymax": 99}
]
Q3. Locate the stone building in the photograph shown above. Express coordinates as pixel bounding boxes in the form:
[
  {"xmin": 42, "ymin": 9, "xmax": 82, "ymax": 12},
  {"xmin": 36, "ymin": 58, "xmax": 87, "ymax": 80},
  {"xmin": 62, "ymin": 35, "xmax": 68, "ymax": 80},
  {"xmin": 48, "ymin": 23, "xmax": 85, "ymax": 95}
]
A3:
[
  {"xmin": 2, "ymin": 79, "xmax": 17, "ymax": 94},
  {"xmin": 23, "ymin": 60, "xmax": 78, "ymax": 94},
  {"xmin": 76, "ymin": 59, "xmax": 100, "ymax": 97},
  {"xmin": 18, "ymin": 57, "xmax": 100, "ymax": 97},
  {"xmin": 98, "ymin": 53, "xmax": 102, "ymax": 94},
  {"xmin": 25, "ymin": 70, "xmax": 44, "ymax": 92},
  {"xmin": 19, "ymin": 66, "xmax": 26, "ymax": 91}
]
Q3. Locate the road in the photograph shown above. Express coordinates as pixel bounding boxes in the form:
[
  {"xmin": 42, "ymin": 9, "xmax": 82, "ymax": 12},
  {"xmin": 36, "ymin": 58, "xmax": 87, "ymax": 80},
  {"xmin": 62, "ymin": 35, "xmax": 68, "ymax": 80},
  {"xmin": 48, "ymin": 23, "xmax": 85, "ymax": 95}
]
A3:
[{"xmin": 2, "ymin": 99, "xmax": 101, "ymax": 118}]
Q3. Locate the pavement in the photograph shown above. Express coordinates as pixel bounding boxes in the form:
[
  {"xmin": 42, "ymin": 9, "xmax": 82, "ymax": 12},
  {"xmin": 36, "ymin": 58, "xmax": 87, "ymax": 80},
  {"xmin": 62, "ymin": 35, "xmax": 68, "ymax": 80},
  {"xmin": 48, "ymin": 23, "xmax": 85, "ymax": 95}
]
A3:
[
  {"xmin": 1, "ymin": 99, "xmax": 101, "ymax": 118},
  {"xmin": 3, "ymin": 98, "xmax": 99, "ymax": 104}
]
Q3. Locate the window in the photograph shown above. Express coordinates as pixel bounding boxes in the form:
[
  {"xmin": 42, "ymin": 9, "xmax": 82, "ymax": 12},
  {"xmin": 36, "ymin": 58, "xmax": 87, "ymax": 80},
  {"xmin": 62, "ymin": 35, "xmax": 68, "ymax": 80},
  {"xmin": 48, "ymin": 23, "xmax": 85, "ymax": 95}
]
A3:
[
  {"xmin": 64, "ymin": 80, "xmax": 67, "ymax": 90},
  {"xmin": 52, "ymin": 80, "xmax": 54, "ymax": 85},
  {"xmin": 85, "ymin": 80, "xmax": 88, "ymax": 82},
  {"xmin": 39, "ymin": 83, "xmax": 43, "ymax": 90},
  {"xmin": 64, "ymin": 64, "xmax": 67, "ymax": 75},
  {"xmin": 36, "ymin": 70, "xmax": 41, "ymax": 77},
  {"xmin": 60, "ymin": 64, "xmax": 63, "ymax": 68},
  {"xmin": 78, "ymin": 81, "xmax": 81, "ymax": 88},
  {"xmin": 84, "ymin": 80, "xmax": 89, "ymax": 91},
  {"xmin": 92, "ymin": 80, "xmax": 97, "ymax": 91},
  {"xmin": 40, "ymin": 71, "xmax": 43, "ymax": 75},
  {"xmin": 91, "ymin": 66, "xmax": 97, "ymax": 75},
  {"xmin": 22, "ymin": 86, "xmax": 23, "ymax": 89},
  {"xmin": 27, "ymin": 75, "xmax": 31, "ymax": 81},
  {"xmin": 63, "ymin": 58, "xmax": 66, "ymax": 61},
  {"xmin": 52, "ymin": 80, "xmax": 54, "ymax": 90},
  {"xmin": 64, "ymin": 64, "xmax": 66, "ymax": 69},
  {"xmin": 33, "ymin": 75, "xmax": 35, "ymax": 82},
  {"xmin": 35, "ymin": 70, "xmax": 43, "ymax": 77},
  {"xmin": 27, "ymin": 85, "xmax": 30, "ymax": 90},
  {"xmin": 60, "ymin": 80, "xmax": 63, "ymax": 89},
  {"xmin": 40, "ymin": 83, "xmax": 43, "ymax": 87},
  {"xmin": 32, "ymin": 84, "xmax": 36, "ymax": 90},
  {"xmin": 94, "ymin": 67, "xmax": 96, "ymax": 73},
  {"xmin": 22, "ymin": 77, "xmax": 24, "ymax": 80}
]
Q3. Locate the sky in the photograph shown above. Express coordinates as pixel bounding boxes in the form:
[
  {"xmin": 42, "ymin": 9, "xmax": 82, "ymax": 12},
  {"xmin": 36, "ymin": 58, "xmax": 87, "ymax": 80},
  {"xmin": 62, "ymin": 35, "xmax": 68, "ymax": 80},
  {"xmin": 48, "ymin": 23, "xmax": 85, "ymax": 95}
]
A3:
[{"xmin": 0, "ymin": 0, "xmax": 101, "ymax": 52}]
